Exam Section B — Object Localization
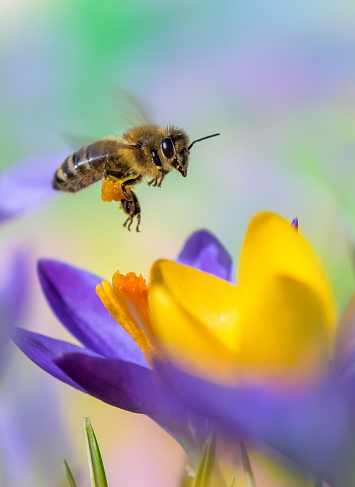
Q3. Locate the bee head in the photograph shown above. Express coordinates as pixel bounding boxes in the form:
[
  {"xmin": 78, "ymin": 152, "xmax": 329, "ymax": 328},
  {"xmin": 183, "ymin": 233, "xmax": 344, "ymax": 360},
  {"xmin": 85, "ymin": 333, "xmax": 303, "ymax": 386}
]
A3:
[{"xmin": 159, "ymin": 129, "xmax": 220, "ymax": 178}]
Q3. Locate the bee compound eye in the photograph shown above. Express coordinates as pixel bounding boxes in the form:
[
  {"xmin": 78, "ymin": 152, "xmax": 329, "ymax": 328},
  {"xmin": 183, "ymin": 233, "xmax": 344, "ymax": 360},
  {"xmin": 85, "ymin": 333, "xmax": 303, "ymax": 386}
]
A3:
[{"xmin": 161, "ymin": 137, "xmax": 175, "ymax": 159}]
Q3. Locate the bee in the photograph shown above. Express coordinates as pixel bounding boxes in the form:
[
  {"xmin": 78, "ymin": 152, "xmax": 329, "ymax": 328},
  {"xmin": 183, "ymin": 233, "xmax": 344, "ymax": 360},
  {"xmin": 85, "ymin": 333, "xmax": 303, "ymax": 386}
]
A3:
[{"xmin": 52, "ymin": 124, "xmax": 219, "ymax": 232}]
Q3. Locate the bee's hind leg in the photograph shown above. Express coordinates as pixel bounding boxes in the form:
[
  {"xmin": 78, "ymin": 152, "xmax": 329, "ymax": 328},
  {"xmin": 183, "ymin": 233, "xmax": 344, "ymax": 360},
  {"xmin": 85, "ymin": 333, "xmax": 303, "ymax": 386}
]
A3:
[
  {"xmin": 121, "ymin": 175, "xmax": 143, "ymax": 200},
  {"xmin": 121, "ymin": 190, "xmax": 141, "ymax": 233},
  {"xmin": 104, "ymin": 169, "xmax": 124, "ymax": 181},
  {"xmin": 123, "ymin": 216, "xmax": 134, "ymax": 231},
  {"xmin": 135, "ymin": 212, "xmax": 141, "ymax": 232}
]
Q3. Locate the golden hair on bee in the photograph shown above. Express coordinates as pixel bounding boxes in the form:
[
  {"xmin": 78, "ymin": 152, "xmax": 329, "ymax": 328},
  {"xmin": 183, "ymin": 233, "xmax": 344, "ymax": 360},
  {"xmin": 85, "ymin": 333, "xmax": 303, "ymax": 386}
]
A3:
[{"xmin": 53, "ymin": 123, "xmax": 219, "ymax": 232}]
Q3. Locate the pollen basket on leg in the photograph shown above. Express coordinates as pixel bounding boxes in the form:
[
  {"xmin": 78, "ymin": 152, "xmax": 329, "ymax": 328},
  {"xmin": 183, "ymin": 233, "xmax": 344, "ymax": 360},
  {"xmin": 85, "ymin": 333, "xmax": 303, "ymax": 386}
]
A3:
[
  {"xmin": 96, "ymin": 274, "xmax": 154, "ymax": 363},
  {"xmin": 101, "ymin": 179, "xmax": 125, "ymax": 202}
]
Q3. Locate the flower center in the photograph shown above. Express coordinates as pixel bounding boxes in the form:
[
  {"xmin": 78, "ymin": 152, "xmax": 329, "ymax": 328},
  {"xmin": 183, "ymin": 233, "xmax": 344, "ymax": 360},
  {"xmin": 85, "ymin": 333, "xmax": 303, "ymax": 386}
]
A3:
[
  {"xmin": 97, "ymin": 271, "xmax": 155, "ymax": 363},
  {"xmin": 116, "ymin": 272, "xmax": 148, "ymax": 305}
]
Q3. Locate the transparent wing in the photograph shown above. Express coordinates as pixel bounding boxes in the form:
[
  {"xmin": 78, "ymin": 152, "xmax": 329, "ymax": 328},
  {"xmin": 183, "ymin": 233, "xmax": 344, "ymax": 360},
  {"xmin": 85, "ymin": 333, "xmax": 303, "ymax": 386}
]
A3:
[{"xmin": 109, "ymin": 87, "xmax": 152, "ymax": 128}]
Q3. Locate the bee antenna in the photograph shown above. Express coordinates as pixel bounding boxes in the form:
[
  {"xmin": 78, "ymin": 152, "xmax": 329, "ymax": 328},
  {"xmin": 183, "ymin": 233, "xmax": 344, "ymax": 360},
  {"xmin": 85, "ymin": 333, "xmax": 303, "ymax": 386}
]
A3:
[{"xmin": 187, "ymin": 133, "xmax": 220, "ymax": 151}]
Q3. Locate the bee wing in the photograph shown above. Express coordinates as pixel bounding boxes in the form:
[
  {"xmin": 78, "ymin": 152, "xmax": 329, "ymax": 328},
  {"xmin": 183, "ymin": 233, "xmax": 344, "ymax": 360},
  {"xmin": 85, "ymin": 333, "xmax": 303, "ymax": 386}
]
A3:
[
  {"xmin": 103, "ymin": 137, "xmax": 138, "ymax": 150},
  {"xmin": 109, "ymin": 87, "xmax": 152, "ymax": 128},
  {"xmin": 60, "ymin": 131, "xmax": 100, "ymax": 152}
]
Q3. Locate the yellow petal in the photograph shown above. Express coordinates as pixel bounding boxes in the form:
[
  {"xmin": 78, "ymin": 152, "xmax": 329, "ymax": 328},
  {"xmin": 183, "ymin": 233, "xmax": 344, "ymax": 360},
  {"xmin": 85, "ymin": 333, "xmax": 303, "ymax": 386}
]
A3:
[
  {"xmin": 149, "ymin": 260, "xmax": 241, "ymax": 379},
  {"xmin": 238, "ymin": 275, "xmax": 330, "ymax": 380},
  {"xmin": 239, "ymin": 212, "xmax": 336, "ymax": 332}
]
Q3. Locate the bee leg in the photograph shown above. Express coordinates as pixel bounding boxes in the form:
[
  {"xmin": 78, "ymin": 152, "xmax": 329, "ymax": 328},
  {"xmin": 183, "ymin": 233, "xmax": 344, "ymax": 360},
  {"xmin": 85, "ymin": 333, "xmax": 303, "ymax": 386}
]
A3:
[
  {"xmin": 135, "ymin": 212, "xmax": 141, "ymax": 232},
  {"xmin": 104, "ymin": 169, "xmax": 125, "ymax": 181},
  {"xmin": 123, "ymin": 216, "xmax": 133, "ymax": 231},
  {"xmin": 157, "ymin": 169, "xmax": 167, "ymax": 188},
  {"xmin": 148, "ymin": 170, "xmax": 167, "ymax": 188},
  {"xmin": 121, "ymin": 190, "xmax": 141, "ymax": 233},
  {"xmin": 121, "ymin": 175, "xmax": 143, "ymax": 200}
]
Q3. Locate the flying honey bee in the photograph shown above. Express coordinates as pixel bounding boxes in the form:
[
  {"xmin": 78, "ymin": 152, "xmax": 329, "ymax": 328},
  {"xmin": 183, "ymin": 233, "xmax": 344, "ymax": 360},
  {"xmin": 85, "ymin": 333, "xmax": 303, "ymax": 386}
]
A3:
[{"xmin": 52, "ymin": 124, "xmax": 220, "ymax": 231}]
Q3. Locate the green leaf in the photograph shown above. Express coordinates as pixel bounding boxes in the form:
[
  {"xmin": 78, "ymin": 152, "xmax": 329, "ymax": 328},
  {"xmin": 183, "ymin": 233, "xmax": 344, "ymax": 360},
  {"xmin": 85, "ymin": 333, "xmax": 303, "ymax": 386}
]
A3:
[
  {"xmin": 62, "ymin": 458, "xmax": 77, "ymax": 487},
  {"xmin": 314, "ymin": 478, "xmax": 323, "ymax": 487},
  {"xmin": 194, "ymin": 433, "xmax": 216, "ymax": 487},
  {"xmin": 240, "ymin": 443, "xmax": 256, "ymax": 487},
  {"xmin": 84, "ymin": 417, "xmax": 108, "ymax": 487}
]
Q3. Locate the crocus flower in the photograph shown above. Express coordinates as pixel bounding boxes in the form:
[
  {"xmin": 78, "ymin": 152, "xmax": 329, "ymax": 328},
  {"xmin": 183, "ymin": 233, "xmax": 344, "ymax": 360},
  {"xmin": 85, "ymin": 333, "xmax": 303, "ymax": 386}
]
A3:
[
  {"xmin": 147, "ymin": 212, "xmax": 355, "ymax": 487},
  {"xmin": 14, "ymin": 229, "xmax": 233, "ymax": 464},
  {"xmin": 16, "ymin": 211, "xmax": 354, "ymax": 485}
]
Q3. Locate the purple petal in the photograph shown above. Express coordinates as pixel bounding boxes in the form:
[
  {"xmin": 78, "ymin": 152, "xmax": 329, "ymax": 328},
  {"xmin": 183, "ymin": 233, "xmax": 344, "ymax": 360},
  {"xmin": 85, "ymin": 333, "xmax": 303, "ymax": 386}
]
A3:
[
  {"xmin": 335, "ymin": 293, "xmax": 355, "ymax": 376},
  {"xmin": 55, "ymin": 352, "xmax": 166, "ymax": 413},
  {"xmin": 13, "ymin": 328, "xmax": 90, "ymax": 392},
  {"xmin": 55, "ymin": 352, "xmax": 206, "ymax": 458},
  {"xmin": 0, "ymin": 152, "xmax": 66, "ymax": 224},
  {"xmin": 38, "ymin": 259, "xmax": 147, "ymax": 367},
  {"xmin": 157, "ymin": 364, "xmax": 354, "ymax": 486},
  {"xmin": 1, "ymin": 252, "xmax": 29, "ymax": 332},
  {"xmin": 0, "ymin": 252, "xmax": 29, "ymax": 372},
  {"xmin": 177, "ymin": 230, "xmax": 234, "ymax": 282}
]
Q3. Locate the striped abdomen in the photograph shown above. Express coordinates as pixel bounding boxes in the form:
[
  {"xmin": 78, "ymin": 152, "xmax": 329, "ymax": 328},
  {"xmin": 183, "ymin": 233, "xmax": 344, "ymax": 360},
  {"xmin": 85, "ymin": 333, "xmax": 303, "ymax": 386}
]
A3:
[{"xmin": 52, "ymin": 139, "xmax": 120, "ymax": 193}]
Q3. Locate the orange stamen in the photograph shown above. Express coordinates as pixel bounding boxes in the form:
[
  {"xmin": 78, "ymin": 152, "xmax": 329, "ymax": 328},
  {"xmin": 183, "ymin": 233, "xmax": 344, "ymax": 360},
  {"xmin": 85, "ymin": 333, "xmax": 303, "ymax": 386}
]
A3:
[
  {"xmin": 96, "ymin": 271, "xmax": 155, "ymax": 364},
  {"xmin": 116, "ymin": 272, "xmax": 148, "ymax": 305}
]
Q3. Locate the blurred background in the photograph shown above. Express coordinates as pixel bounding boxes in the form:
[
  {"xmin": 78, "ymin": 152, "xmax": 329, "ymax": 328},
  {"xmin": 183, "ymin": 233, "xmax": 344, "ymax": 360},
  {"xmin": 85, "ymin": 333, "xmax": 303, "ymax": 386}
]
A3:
[{"xmin": 1, "ymin": 0, "xmax": 355, "ymax": 485}]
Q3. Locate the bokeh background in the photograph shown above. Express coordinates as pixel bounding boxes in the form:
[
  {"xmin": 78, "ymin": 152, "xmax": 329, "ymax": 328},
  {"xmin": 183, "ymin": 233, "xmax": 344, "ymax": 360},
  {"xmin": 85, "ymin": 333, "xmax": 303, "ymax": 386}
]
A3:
[{"xmin": 1, "ymin": 0, "xmax": 355, "ymax": 485}]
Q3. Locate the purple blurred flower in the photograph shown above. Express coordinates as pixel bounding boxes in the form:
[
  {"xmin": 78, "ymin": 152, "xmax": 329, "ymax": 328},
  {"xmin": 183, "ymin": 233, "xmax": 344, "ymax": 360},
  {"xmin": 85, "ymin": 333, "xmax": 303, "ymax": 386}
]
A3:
[
  {"xmin": 0, "ymin": 152, "xmax": 65, "ymax": 224},
  {"xmin": 0, "ymin": 252, "xmax": 29, "ymax": 374},
  {"xmin": 156, "ymin": 360, "xmax": 355, "ymax": 487},
  {"xmin": 14, "ymin": 230, "xmax": 233, "ymax": 458}
]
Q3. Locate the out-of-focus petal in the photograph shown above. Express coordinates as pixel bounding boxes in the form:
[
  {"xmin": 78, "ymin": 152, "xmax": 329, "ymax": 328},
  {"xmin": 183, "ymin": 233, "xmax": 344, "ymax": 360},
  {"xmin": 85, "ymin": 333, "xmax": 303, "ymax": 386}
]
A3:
[
  {"xmin": 177, "ymin": 230, "xmax": 234, "ymax": 282},
  {"xmin": 0, "ymin": 372, "xmax": 70, "ymax": 486},
  {"xmin": 239, "ymin": 212, "xmax": 336, "ymax": 331},
  {"xmin": 38, "ymin": 259, "xmax": 147, "ymax": 367},
  {"xmin": 13, "ymin": 328, "xmax": 90, "ymax": 391},
  {"xmin": 0, "ymin": 152, "xmax": 66, "ymax": 224},
  {"xmin": 55, "ymin": 352, "xmax": 172, "ymax": 414},
  {"xmin": 157, "ymin": 363, "xmax": 354, "ymax": 487},
  {"xmin": 0, "ymin": 252, "xmax": 29, "ymax": 373},
  {"xmin": 150, "ymin": 260, "xmax": 240, "ymax": 381},
  {"xmin": 335, "ymin": 292, "xmax": 355, "ymax": 375},
  {"xmin": 54, "ymin": 352, "xmax": 203, "ymax": 457}
]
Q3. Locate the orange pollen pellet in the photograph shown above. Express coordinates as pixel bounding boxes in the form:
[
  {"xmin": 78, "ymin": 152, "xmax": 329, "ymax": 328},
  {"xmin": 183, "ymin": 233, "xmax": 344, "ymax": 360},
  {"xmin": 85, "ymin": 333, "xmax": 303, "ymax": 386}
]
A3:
[{"xmin": 101, "ymin": 179, "xmax": 125, "ymax": 202}]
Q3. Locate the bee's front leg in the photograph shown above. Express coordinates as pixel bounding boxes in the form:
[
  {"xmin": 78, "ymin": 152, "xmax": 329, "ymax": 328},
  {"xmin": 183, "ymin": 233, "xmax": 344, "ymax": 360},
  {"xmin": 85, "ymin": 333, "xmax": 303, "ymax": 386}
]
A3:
[
  {"xmin": 147, "ymin": 169, "xmax": 167, "ymax": 188},
  {"xmin": 157, "ymin": 169, "xmax": 167, "ymax": 187},
  {"xmin": 147, "ymin": 177, "xmax": 157, "ymax": 186}
]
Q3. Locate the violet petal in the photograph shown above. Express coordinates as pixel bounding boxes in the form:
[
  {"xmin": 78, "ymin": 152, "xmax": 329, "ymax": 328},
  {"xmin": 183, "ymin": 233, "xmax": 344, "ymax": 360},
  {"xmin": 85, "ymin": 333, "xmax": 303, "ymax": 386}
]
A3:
[
  {"xmin": 55, "ymin": 351, "xmax": 180, "ymax": 414},
  {"xmin": 157, "ymin": 364, "xmax": 354, "ymax": 486},
  {"xmin": 0, "ymin": 152, "xmax": 66, "ymax": 224},
  {"xmin": 0, "ymin": 252, "xmax": 29, "ymax": 372},
  {"xmin": 55, "ymin": 352, "xmax": 204, "ymax": 456},
  {"xmin": 13, "ymin": 328, "xmax": 91, "ymax": 392},
  {"xmin": 177, "ymin": 230, "xmax": 234, "ymax": 282},
  {"xmin": 38, "ymin": 259, "xmax": 147, "ymax": 366}
]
